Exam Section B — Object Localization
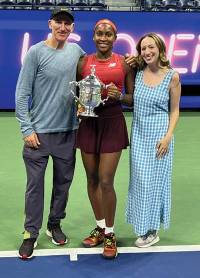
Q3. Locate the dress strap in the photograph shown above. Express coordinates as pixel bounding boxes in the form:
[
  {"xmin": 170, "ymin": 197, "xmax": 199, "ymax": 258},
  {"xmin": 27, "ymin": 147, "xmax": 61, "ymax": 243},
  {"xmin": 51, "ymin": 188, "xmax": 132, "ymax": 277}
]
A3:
[{"xmin": 162, "ymin": 69, "xmax": 175, "ymax": 87}]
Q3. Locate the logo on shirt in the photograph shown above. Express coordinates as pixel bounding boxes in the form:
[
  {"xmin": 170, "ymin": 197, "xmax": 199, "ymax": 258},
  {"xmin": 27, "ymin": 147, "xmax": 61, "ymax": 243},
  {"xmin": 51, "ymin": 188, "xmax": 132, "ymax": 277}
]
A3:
[{"xmin": 108, "ymin": 63, "xmax": 116, "ymax": 68}]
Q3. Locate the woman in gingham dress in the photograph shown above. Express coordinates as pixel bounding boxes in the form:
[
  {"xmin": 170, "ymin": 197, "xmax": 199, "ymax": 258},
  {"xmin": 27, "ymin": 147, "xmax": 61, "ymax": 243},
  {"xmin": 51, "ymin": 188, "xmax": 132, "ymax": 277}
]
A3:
[{"xmin": 126, "ymin": 33, "xmax": 181, "ymax": 248}]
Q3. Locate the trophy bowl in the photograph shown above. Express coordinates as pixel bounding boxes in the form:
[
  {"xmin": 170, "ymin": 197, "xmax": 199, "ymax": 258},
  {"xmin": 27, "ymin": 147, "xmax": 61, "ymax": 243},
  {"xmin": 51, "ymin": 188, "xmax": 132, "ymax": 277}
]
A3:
[{"xmin": 70, "ymin": 65, "xmax": 108, "ymax": 117}]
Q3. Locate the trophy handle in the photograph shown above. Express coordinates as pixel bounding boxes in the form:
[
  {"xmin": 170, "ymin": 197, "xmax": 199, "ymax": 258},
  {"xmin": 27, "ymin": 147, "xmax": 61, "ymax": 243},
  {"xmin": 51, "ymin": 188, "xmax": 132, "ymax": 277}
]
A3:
[
  {"xmin": 104, "ymin": 83, "xmax": 112, "ymax": 90},
  {"xmin": 100, "ymin": 83, "xmax": 113, "ymax": 105},
  {"xmin": 73, "ymin": 94, "xmax": 85, "ymax": 107},
  {"xmin": 70, "ymin": 81, "xmax": 86, "ymax": 107},
  {"xmin": 101, "ymin": 96, "xmax": 109, "ymax": 105}
]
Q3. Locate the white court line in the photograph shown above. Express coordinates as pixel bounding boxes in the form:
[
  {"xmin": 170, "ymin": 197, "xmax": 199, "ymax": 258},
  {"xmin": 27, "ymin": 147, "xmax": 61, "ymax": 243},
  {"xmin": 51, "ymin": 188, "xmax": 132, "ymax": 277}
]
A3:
[{"xmin": 1, "ymin": 245, "xmax": 200, "ymax": 261}]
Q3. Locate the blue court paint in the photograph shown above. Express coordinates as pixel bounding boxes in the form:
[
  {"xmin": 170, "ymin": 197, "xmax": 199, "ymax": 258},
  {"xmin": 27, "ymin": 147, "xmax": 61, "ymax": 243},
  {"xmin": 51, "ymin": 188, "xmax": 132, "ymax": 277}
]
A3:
[{"xmin": 0, "ymin": 252, "xmax": 199, "ymax": 278}]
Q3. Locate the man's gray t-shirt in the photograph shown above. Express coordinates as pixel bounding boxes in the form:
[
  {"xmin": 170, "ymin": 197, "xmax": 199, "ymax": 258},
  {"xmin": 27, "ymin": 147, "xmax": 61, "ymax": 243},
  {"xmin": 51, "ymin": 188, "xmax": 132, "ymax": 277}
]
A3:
[{"xmin": 16, "ymin": 41, "xmax": 85, "ymax": 137}]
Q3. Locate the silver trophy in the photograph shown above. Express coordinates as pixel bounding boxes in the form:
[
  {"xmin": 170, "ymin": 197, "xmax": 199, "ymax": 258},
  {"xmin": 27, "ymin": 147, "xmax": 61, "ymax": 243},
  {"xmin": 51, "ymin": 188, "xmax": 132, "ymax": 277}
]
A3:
[{"xmin": 70, "ymin": 65, "xmax": 109, "ymax": 117}]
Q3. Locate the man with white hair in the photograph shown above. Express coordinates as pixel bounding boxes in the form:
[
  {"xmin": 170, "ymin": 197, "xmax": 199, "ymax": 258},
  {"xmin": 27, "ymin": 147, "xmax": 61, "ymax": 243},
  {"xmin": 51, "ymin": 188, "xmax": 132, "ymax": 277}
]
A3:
[{"xmin": 16, "ymin": 7, "xmax": 85, "ymax": 259}]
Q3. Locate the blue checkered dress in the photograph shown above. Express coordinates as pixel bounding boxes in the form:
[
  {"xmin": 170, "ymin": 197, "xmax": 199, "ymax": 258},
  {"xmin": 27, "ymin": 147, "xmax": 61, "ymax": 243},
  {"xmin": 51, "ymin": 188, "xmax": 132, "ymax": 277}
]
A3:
[{"xmin": 126, "ymin": 69, "xmax": 175, "ymax": 236}]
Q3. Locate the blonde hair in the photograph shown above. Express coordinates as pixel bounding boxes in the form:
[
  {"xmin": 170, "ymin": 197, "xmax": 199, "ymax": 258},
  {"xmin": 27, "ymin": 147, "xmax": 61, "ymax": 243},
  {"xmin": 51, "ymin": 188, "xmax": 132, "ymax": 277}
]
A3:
[{"xmin": 136, "ymin": 33, "xmax": 171, "ymax": 70}]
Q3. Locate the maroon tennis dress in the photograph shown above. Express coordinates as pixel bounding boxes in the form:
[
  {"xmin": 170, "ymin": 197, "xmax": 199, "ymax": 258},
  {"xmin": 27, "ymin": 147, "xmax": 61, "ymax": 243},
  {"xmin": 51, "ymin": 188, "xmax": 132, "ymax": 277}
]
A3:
[{"xmin": 76, "ymin": 53, "xmax": 129, "ymax": 154}]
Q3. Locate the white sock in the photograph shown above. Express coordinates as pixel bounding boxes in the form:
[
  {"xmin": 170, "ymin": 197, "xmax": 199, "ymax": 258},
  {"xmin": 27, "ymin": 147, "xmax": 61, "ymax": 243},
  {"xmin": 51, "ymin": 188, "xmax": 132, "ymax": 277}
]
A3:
[
  {"xmin": 96, "ymin": 219, "xmax": 105, "ymax": 229},
  {"xmin": 105, "ymin": 226, "xmax": 114, "ymax": 235}
]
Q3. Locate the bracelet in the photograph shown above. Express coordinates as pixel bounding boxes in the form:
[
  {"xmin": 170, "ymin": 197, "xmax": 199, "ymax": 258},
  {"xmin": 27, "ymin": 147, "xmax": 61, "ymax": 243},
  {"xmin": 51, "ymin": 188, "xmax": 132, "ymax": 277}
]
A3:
[{"xmin": 119, "ymin": 94, "xmax": 124, "ymax": 101}]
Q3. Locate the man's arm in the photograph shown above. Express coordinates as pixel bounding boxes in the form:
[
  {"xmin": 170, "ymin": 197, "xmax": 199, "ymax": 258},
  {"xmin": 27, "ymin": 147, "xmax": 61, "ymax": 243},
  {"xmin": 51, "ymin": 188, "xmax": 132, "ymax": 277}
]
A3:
[{"xmin": 15, "ymin": 47, "xmax": 37, "ymax": 138}]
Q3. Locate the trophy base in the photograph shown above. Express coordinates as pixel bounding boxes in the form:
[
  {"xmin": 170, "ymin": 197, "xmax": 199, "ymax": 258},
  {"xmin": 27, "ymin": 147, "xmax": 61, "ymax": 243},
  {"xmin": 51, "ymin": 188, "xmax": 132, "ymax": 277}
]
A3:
[{"xmin": 79, "ymin": 111, "xmax": 98, "ymax": 117}]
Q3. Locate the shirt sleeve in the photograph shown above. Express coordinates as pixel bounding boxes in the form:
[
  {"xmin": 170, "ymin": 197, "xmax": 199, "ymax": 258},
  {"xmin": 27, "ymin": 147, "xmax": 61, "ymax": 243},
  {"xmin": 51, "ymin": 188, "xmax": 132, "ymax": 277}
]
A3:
[
  {"xmin": 78, "ymin": 44, "xmax": 86, "ymax": 58},
  {"xmin": 15, "ymin": 46, "xmax": 38, "ymax": 137}
]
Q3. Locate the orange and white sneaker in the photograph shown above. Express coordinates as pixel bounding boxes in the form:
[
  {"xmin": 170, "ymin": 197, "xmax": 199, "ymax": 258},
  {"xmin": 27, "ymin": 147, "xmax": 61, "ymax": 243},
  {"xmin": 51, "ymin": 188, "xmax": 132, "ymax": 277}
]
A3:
[
  {"xmin": 82, "ymin": 226, "xmax": 105, "ymax": 248},
  {"xmin": 103, "ymin": 233, "xmax": 118, "ymax": 259}
]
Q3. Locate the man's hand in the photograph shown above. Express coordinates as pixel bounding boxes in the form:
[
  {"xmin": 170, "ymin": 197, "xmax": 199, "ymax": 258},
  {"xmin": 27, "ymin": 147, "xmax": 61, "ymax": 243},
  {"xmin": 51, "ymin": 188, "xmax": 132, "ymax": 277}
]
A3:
[{"xmin": 24, "ymin": 132, "xmax": 40, "ymax": 149}]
